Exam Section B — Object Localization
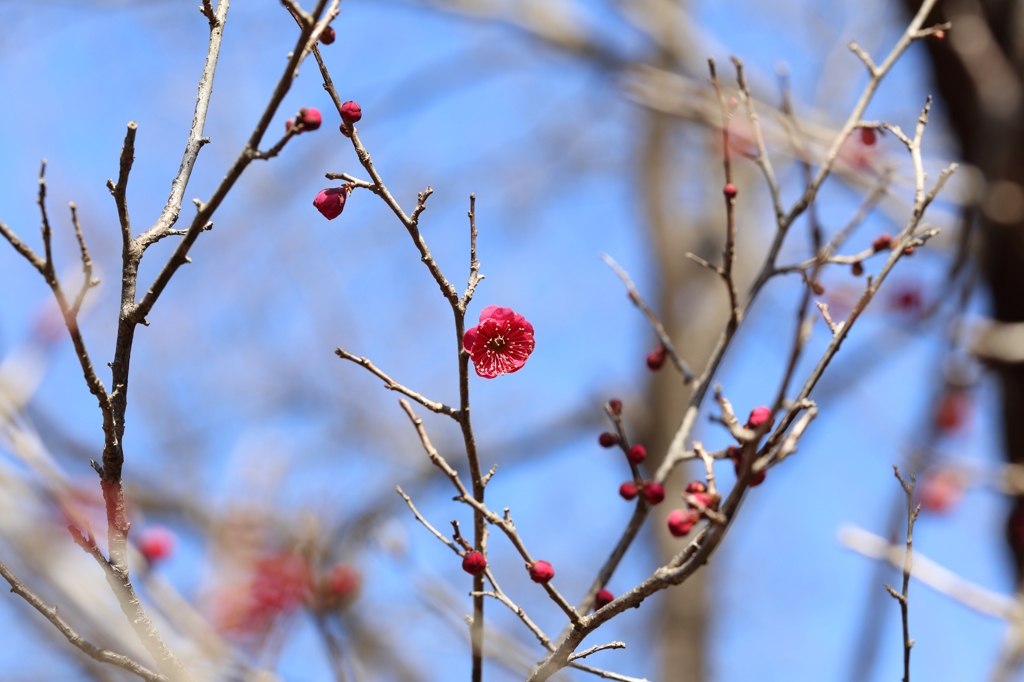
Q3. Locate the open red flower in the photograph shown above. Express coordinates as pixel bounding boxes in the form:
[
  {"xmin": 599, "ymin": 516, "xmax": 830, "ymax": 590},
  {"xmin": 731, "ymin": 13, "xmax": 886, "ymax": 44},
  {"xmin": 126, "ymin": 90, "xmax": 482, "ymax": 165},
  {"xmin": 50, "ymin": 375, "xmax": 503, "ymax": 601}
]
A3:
[{"xmin": 463, "ymin": 305, "xmax": 535, "ymax": 378}]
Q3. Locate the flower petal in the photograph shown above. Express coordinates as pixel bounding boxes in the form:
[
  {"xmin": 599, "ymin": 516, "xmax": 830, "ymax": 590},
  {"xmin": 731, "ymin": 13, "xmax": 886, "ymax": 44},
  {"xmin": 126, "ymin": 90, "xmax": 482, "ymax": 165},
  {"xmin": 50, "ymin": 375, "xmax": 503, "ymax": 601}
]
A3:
[{"xmin": 463, "ymin": 326, "xmax": 479, "ymax": 353}]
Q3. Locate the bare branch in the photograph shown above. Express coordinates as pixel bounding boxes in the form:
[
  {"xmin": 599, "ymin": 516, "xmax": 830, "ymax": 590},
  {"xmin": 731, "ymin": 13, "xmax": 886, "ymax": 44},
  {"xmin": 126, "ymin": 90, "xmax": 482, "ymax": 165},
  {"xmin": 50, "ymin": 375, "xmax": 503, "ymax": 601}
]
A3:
[
  {"xmin": 335, "ymin": 348, "xmax": 459, "ymax": 418},
  {"xmin": 600, "ymin": 253, "xmax": 694, "ymax": 382},
  {"xmin": 396, "ymin": 486, "xmax": 460, "ymax": 554},
  {"xmin": 0, "ymin": 560, "xmax": 167, "ymax": 682},
  {"xmin": 568, "ymin": 641, "xmax": 626, "ymax": 662}
]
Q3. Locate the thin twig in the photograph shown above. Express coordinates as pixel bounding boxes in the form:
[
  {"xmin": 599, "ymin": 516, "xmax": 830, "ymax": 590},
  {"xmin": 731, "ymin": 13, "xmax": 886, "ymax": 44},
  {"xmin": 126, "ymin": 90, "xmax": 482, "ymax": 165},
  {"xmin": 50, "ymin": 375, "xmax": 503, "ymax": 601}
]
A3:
[
  {"xmin": 600, "ymin": 253, "xmax": 693, "ymax": 382},
  {"xmin": 568, "ymin": 642, "xmax": 626, "ymax": 662},
  {"xmin": 0, "ymin": 560, "xmax": 167, "ymax": 682},
  {"xmin": 335, "ymin": 349, "xmax": 459, "ymax": 418},
  {"xmin": 708, "ymin": 59, "xmax": 741, "ymax": 324},
  {"xmin": 886, "ymin": 467, "xmax": 921, "ymax": 682}
]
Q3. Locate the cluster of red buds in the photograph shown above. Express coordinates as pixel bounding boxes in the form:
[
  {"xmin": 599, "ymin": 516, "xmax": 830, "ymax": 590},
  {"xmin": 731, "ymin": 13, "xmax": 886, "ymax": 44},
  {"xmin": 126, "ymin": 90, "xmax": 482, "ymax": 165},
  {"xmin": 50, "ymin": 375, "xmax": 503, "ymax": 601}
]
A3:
[
  {"xmin": 667, "ymin": 479, "xmax": 723, "ymax": 538},
  {"xmin": 601, "ymin": 398, "xmax": 664, "ymax": 505},
  {"xmin": 723, "ymin": 405, "xmax": 774, "ymax": 488}
]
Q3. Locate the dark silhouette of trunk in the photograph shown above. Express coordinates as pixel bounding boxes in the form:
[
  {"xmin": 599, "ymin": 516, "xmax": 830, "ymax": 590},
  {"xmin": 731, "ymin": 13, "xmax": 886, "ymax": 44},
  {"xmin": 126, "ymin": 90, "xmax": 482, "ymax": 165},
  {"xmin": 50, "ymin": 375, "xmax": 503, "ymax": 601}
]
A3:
[
  {"xmin": 904, "ymin": 0, "xmax": 1024, "ymax": 585},
  {"xmin": 849, "ymin": 1, "xmax": 1024, "ymax": 678}
]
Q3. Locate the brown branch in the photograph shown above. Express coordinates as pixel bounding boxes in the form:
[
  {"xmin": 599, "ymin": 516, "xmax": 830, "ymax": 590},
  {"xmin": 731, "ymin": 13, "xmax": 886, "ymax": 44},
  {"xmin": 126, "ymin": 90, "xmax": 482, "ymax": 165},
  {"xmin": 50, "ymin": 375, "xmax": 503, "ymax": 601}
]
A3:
[
  {"xmin": 707, "ymin": 59, "xmax": 741, "ymax": 325},
  {"xmin": 396, "ymin": 486, "xmax": 460, "ymax": 554},
  {"xmin": 886, "ymin": 467, "xmax": 921, "ymax": 682},
  {"xmin": 600, "ymin": 253, "xmax": 694, "ymax": 382},
  {"xmin": 335, "ymin": 348, "xmax": 459, "ymax": 418},
  {"xmin": 0, "ymin": 559, "xmax": 167, "ymax": 682},
  {"xmin": 731, "ymin": 56, "xmax": 783, "ymax": 225},
  {"xmin": 106, "ymin": 122, "xmax": 138, "ymax": 247},
  {"xmin": 398, "ymin": 399, "xmax": 579, "ymax": 625},
  {"xmin": 68, "ymin": 202, "xmax": 98, "ymax": 316},
  {"xmin": 568, "ymin": 641, "xmax": 626, "ymax": 662}
]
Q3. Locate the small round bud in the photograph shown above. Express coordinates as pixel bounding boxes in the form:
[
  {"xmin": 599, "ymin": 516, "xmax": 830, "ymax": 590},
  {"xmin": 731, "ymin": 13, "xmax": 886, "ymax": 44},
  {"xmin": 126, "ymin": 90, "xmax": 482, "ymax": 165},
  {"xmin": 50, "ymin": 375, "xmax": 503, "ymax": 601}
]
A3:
[
  {"xmin": 811, "ymin": 280, "xmax": 825, "ymax": 296},
  {"xmin": 688, "ymin": 491, "xmax": 718, "ymax": 510},
  {"xmin": 340, "ymin": 101, "xmax": 362, "ymax": 125},
  {"xmin": 872, "ymin": 233, "xmax": 893, "ymax": 252},
  {"xmin": 934, "ymin": 29, "xmax": 945, "ymax": 40},
  {"xmin": 746, "ymin": 406, "xmax": 774, "ymax": 429},
  {"xmin": 320, "ymin": 26, "xmax": 336, "ymax": 44},
  {"xmin": 750, "ymin": 470, "xmax": 766, "ymax": 486},
  {"xmin": 667, "ymin": 509, "xmax": 700, "ymax": 537},
  {"xmin": 594, "ymin": 589, "xmax": 614, "ymax": 610},
  {"xmin": 642, "ymin": 481, "xmax": 665, "ymax": 505},
  {"xmin": 314, "ymin": 186, "xmax": 351, "ymax": 220},
  {"xmin": 851, "ymin": 261, "xmax": 864, "ymax": 277},
  {"xmin": 297, "ymin": 107, "xmax": 322, "ymax": 131},
  {"xmin": 917, "ymin": 469, "xmax": 965, "ymax": 514},
  {"xmin": 608, "ymin": 398, "xmax": 623, "ymax": 416},
  {"xmin": 627, "ymin": 444, "xmax": 647, "ymax": 464},
  {"xmin": 326, "ymin": 563, "xmax": 361, "ymax": 600},
  {"xmin": 903, "ymin": 246, "xmax": 916, "ymax": 256},
  {"xmin": 138, "ymin": 527, "xmax": 175, "ymax": 563},
  {"xmin": 285, "ymin": 118, "xmax": 294, "ymax": 132},
  {"xmin": 599, "ymin": 432, "xmax": 620, "ymax": 448},
  {"xmin": 723, "ymin": 183, "xmax": 738, "ymax": 199},
  {"xmin": 462, "ymin": 551, "xmax": 487, "ymax": 575},
  {"xmin": 685, "ymin": 481, "xmax": 707, "ymax": 494},
  {"xmin": 339, "ymin": 122, "xmax": 352, "ymax": 137},
  {"xmin": 935, "ymin": 389, "xmax": 970, "ymax": 432},
  {"xmin": 860, "ymin": 127, "xmax": 877, "ymax": 146},
  {"xmin": 529, "ymin": 560, "xmax": 555, "ymax": 584},
  {"xmin": 619, "ymin": 482, "xmax": 638, "ymax": 500},
  {"xmin": 646, "ymin": 345, "xmax": 667, "ymax": 371}
]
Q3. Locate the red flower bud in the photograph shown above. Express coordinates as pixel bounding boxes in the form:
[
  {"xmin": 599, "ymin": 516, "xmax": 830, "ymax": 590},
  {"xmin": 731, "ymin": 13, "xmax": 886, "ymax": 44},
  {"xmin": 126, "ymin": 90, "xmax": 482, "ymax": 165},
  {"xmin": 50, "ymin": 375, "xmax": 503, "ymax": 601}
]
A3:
[
  {"xmin": 685, "ymin": 481, "xmax": 707, "ymax": 494},
  {"xmin": 297, "ymin": 107, "xmax": 322, "ymax": 131},
  {"xmin": 723, "ymin": 183, "xmax": 738, "ymax": 199},
  {"xmin": 599, "ymin": 432, "xmax": 620, "ymax": 448},
  {"xmin": 313, "ymin": 186, "xmax": 351, "ymax": 220},
  {"xmin": 642, "ymin": 481, "xmax": 665, "ymax": 505},
  {"xmin": 529, "ymin": 560, "xmax": 555, "ymax": 584},
  {"xmin": 285, "ymin": 118, "xmax": 294, "ymax": 132},
  {"xmin": 872, "ymin": 233, "xmax": 893, "ymax": 252},
  {"xmin": 903, "ymin": 246, "xmax": 916, "ymax": 256},
  {"xmin": 340, "ymin": 101, "xmax": 362, "ymax": 125},
  {"xmin": 646, "ymin": 344, "xmax": 667, "ymax": 371},
  {"xmin": 860, "ymin": 127, "xmax": 877, "ymax": 146},
  {"xmin": 667, "ymin": 509, "xmax": 700, "ymax": 537},
  {"xmin": 326, "ymin": 563, "xmax": 361, "ymax": 599},
  {"xmin": 594, "ymin": 589, "xmax": 614, "ymax": 610},
  {"xmin": 462, "ymin": 551, "xmax": 487, "ymax": 575},
  {"xmin": 619, "ymin": 482, "xmax": 638, "ymax": 500},
  {"xmin": 917, "ymin": 469, "xmax": 966, "ymax": 514},
  {"xmin": 731, "ymin": 454, "xmax": 766, "ymax": 486},
  {"xmin": 811, "ymin": 280, "xmax": 825, "ymax": 296},
  {"xmin": 320, "ymin": 26, "xmax": 336, "ymax": 44},
  {"xmin": 627, "ymin": 444, "xmax": 647, "ymax": 464},
  {"xmin": 935, "ymin": 389, "xmax": 970, "ymax": 433},
  {"xmin": 934, "ymin": 29, "xmax": 945, "ymax": 40},
  {"xmin": 746, "ymin": 406, "xmax": 773, "ymax": 429},
  {"xmin": 608, "ymin": 398, "xmax": 622, "ymax": 416},
  {"xmin": 851, "ymin": 261, "xmax": 864, "ymax": 277},
  {"xmin": 688, "ymin": 491, "xmax": 718, "ymax": 510},
  {"xmin": 138, "ymin": 526, "xmax": 175, "ymax": 563}
]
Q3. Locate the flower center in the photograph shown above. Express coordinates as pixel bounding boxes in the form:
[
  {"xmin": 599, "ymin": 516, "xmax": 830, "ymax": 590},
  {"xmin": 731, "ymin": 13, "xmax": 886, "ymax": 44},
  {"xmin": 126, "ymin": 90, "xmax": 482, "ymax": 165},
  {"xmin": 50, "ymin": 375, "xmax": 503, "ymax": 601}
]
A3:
[{"xmin": 487, "ymin": 335, "xmax": 506, "ymax": 352}]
